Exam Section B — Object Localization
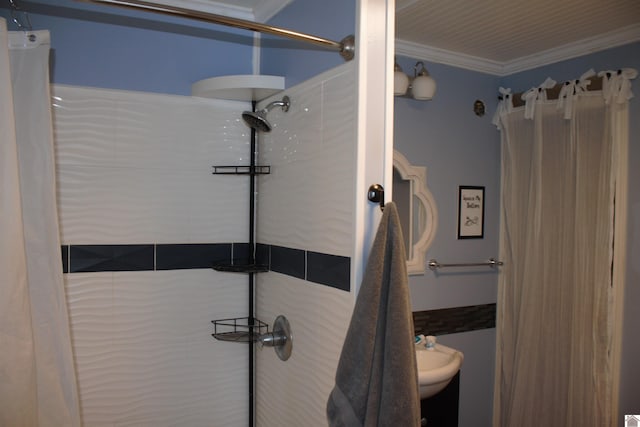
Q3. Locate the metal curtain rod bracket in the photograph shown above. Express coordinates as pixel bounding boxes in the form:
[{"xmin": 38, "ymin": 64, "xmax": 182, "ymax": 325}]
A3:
[
  {"xmin": 428, "ymin": 258, "xmax": 504, "ymax": 271},
  {"xmin": 82, "ymin": 0, "xmax": 355, "ymax": 61}
]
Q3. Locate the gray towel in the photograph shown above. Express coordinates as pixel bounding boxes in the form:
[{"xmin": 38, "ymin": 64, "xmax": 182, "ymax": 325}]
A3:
[{"xmin": 327, "ymin": 202, "xmax": 420, "ymax": 427}]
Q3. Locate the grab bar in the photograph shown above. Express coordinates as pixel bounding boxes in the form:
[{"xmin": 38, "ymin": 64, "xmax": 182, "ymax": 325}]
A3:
[{"xmin": 428, "ymin": 258, "xmax": 503, "ymax": 271}]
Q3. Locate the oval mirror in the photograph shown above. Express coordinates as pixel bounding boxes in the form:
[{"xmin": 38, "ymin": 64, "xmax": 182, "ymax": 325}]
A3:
[{"xmin": 393, "ymin": 150, "xmax": 438, "ymax": 275}]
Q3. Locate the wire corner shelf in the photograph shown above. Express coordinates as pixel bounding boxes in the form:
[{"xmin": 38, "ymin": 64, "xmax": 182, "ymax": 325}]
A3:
[
  {"xmin": 211, "ymin": 317, "xmax": 268, "ymax": 343},
  {"xmin": 212, "ymin": 262, "xmax": 269, "ymax": 273},
  {"xmin": 212, "ymin": 165, "xmax": 271, "ymax": 176}
]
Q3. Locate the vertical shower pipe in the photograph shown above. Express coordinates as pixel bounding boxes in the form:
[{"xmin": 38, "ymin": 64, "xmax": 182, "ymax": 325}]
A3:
[{"xmin": 248, "ymin": 101, "xmax": 257, "ymax": 427}]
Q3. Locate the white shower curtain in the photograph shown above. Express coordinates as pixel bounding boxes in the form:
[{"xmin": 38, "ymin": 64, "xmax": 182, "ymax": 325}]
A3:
[
  {"xmin": 493, "ymin": 70, "xmax": 635, "ymax": 427},
  {"xmin": 0, "ymin": 19, "xmax": 81, "ymax": 426}
]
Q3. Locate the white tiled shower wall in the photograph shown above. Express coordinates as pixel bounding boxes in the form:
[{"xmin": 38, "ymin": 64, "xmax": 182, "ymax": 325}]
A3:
[
  {"xmin": 53, "ymin": 86, "xmax": 252, "ymax": 426},
  {"xmin": 255, "ymin": 62, "xmax": 357, "ymax": 427},
  {"xmin": 54, "ymin": 60, "xmax": 359, "ymax": 426}
]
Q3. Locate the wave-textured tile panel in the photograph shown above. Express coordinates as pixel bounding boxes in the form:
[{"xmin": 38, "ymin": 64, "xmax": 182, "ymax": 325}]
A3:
[
  {"xmin": 52, "ymin": 90, "xmax": 118, "ymax": 167},
  {"xmin": 57, "ymin": 166, "xmax": 248, "ymax": 244},
  {"xmin": 113, "ymin": 97, "xmax": 250, "ymax": 171},
  {"xmin": 65, "ymin": 270, "xmax": 248, "ymax": 427},
  {"xmin": 257, "ymin": 63, "xmax": 356, "ymax": 256},
  {"xmin": 258, "ymin": 84, "xmax": 323, "ymax": 248},
  {"xmin": 52, "ymin": 85, "xmax": 251, "ymax": 170},
  {"xmin": 319, "ymin": 68, "xmax": 356, "ymax": 252},
  {"xmin": 53, "ymin": 85, "xmax": 251, "ymax": 245},
  {"xmin": 255, "ymin": 273, "xmax": 353, "ymax": 427}
]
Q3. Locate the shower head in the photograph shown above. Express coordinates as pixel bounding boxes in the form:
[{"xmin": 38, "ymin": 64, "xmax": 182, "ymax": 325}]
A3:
[
  {"xmin": 242, "ymin": 111, "xmax": 272, "ymax": 132},
  {"xmin": 242, "ymin": 96, "xmax": 290, "ymax": 132}
]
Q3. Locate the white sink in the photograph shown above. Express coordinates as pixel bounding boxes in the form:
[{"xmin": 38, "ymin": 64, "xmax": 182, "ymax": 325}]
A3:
[{"xmin": 416, "ymin": 344, "xmax": 464, "ymax": 399}]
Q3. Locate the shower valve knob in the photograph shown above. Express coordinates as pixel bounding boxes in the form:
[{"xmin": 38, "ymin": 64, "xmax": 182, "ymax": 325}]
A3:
[{"xmin": 258, "ymin": 315, "xmax": 293, "ymax": 361}]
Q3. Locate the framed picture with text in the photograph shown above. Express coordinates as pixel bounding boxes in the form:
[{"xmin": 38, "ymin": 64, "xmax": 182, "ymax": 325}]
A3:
[{"xmin": 457, "ymin": 186, "xmax": 484, "ymax": 239}]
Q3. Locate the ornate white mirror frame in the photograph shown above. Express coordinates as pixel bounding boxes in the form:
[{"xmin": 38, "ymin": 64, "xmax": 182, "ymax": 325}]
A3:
[{"xmin": 393, "ymin": 150, "xmax": 438, "ymax": 275}]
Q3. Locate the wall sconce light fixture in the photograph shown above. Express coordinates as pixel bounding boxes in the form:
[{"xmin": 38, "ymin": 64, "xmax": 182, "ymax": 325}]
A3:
[{"xmin": 394, "ymin": 60, "xmax": 437, "ymax": 100}]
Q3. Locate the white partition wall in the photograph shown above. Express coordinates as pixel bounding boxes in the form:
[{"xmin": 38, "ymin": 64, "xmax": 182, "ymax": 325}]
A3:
[{"xmin": 255, "ymin": 0, "xmax": 394, "ymax": 424}]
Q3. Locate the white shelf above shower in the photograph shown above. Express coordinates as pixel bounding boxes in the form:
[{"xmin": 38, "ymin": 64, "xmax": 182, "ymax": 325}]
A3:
[{"xmin": 191, "ymin": 75, "xmax": 285, "ymax": 101}]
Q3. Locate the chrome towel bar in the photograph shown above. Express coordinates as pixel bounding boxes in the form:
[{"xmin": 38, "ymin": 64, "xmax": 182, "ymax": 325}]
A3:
[{"xmin": 428, "ymin": 258, "xmax": 503, "ymax": 270}]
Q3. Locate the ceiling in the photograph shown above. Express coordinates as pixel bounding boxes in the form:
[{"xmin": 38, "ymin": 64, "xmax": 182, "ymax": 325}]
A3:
[
  {"xmin": 133, "ymin": 0, "xmax": 640, "ymax": 76},
  {"xmin": 395, "ymin": 0, "xmax": 640, "ymax": 75}
]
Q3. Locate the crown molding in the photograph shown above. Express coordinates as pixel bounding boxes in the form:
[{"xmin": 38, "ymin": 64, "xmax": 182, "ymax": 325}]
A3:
[
  {"xmin": 395, "ymin": 39, "xmax": 504, "ymax": 75},
  {"xmin": 252, "ymin": 0, "xmax": 293, "ymax": 22},
  {"xmin": 501, "ymin": 24, "xmax": 640, "ymax": 75},
  {"xmin": 149, "ymin": 0, "xmax": 254, "ymax": 20},
  {"xmin": 144, "ymin": 0, "xmax": 292, "ymax": 22},
  {"xmin": 396, "ymin": 23, "xmax": 640, "ymax": 76}
]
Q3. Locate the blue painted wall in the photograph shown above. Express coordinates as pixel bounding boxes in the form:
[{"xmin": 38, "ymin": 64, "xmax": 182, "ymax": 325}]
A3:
[
  {"xmin": 1, "ymin": 0, "xmax": 356, "ymax": 93},
  {"xmin": 394, "ymin": 58, "xmax": 501, "ymax": 311},
  {"xmin": 395, "ymin": 41, "xmax": 640, "ymax": 426},
  {"xmin": 1, "ymin": 0, "xmax": 255, "ymax": 94},
  {"xmin": 500, "ymin": 41, "xmax": 640, "ymax": 423},
  {"xmin": 261, "ymin": 0, "xmax": 355, "ymax": 88},
  {"xmin": 394, "ymin": 56, "xmax": 501, "ymax": 427}
]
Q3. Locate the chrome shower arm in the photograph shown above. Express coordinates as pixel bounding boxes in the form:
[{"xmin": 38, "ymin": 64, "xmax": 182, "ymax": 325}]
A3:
[{"xmin": 263, "ymin": 96, "xmax": 290, "ymax": 113}]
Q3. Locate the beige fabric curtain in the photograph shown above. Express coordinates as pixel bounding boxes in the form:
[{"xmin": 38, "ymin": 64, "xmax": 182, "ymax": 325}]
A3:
[
  {"xmin": 493, "ymin": 70, "xmax": 634, "ymax": 427},
  {"xmin": 0, "ymin": 20, "xmax": 81, "ymax": 426}
]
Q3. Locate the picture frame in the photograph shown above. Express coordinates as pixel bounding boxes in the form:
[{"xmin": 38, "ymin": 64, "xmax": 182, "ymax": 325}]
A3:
[{"xmin": 457, "ymin": 186, "xmax": 485, "ymax": 239}]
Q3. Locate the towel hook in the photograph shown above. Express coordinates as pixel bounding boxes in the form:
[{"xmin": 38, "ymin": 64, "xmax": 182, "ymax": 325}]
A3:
[{"xmin": 368, "ymin": 184, "xmax": 385, "ymax": 211}]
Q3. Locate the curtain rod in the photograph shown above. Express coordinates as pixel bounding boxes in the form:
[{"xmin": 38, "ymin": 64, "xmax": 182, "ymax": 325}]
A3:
[
  {"xmin": 81, "ymin": 0, "xmax": 355, "ymax": 61},
  {"xmin": 498, "ymin": 75, "xmax": 606, "ymax": 106}
]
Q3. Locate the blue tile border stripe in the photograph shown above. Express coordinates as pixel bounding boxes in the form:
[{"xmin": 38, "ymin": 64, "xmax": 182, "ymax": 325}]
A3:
[
  {"xmin": 307, "ymin": 251, "xmax": 350, "ymax": 292},
  {"xmin": 156, "ymin": 243, "xmax": 231, "ymax": 270},
  {"xmin": 65, "ymin": 243, "xmax": 233, "ymax": 273},
  {"xmin": 70, "ymin": 244, "xmax": 154, "ymax": 273},
  {"xmin": 270, "ymin": 245, "xmax": 306, "ymax": 280},
  {"xmin": 261, "ymin": 244, "xmax": 350, "ymax": 292},
  {"xmin": 62, "ymin": 243, "xmax": 351, "ymax": 292},
  {"xmin": 61, "ymin": 245, "xmax": 69, "ymax": 274},
  {"xmin": 413, "ymin": 303, "xmax": 496, "ymax": 336}
]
